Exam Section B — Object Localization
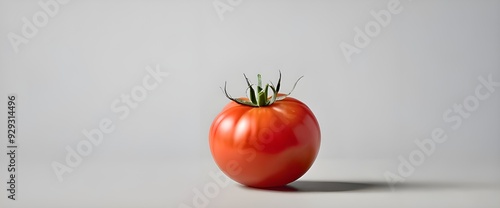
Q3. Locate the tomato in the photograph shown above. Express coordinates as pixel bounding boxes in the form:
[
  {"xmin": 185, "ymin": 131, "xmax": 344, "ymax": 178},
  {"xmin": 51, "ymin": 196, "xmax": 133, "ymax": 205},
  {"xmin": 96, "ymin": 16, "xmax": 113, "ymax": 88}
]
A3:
[{"xmin": 209, "ymin": 73, "xmax": 321, "ymax": 188}]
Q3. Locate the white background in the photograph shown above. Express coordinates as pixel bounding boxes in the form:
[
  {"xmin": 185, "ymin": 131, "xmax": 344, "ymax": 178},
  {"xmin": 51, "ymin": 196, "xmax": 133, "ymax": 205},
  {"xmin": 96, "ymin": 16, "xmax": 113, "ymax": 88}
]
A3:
[{"xmin": 1, "ymin": 0, "xmax": 499, "ymax": 207}]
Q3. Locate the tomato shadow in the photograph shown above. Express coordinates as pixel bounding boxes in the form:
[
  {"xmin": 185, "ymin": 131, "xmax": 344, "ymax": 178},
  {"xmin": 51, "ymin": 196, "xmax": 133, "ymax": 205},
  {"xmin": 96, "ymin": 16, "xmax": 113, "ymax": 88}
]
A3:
[
  {"xmin": 254, "ymin": 181, "xmax": 382, "ymax": 192},
  {"xmin": 243, "ymin": 180, "xmax": 475, "ymax": 192}
]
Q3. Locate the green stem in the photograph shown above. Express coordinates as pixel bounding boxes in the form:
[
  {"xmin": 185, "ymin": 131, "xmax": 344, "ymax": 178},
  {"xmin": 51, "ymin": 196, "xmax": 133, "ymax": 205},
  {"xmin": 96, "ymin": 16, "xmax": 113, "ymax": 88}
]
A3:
[
  {"xmin": 256, "ymin": 74, "xmax": 267, "ymax": 106},
  {"xmin": 222, "ymin": 71, "xmax": 303, "ymax": 107}
]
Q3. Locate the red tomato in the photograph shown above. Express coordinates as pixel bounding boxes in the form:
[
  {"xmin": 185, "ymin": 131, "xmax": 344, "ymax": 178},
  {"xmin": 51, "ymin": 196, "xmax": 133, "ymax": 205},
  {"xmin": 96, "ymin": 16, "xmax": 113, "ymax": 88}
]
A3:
[{"xmin": 209, "ymin": 73, "xmax": 321, "ymax": 188}]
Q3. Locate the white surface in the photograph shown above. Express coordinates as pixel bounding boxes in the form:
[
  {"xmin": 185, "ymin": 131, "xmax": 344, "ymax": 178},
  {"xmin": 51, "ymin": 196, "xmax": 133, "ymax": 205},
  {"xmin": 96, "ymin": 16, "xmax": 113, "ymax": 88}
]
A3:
[
  {"xmin": 2, "ymin": 158, "xmax": 500, "ymax": 208},
  {"xmin": 0, "ymin": 0, "xmax": 499, "ymax": 207}
]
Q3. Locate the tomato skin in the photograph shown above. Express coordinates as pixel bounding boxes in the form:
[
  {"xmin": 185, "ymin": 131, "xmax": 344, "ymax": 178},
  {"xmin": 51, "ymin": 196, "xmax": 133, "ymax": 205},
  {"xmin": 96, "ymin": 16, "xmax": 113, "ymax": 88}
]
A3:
[{"xmin": 209, "ymin": 96, "xmax": 321, "ymax": 188}]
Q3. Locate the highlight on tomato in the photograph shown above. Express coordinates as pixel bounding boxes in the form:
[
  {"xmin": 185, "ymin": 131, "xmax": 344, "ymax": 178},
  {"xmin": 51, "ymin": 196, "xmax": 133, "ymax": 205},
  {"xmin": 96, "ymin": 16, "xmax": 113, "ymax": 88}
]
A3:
[{"xmin": 209, "ymin": 72, "xmax": 321, "ymax": 188}]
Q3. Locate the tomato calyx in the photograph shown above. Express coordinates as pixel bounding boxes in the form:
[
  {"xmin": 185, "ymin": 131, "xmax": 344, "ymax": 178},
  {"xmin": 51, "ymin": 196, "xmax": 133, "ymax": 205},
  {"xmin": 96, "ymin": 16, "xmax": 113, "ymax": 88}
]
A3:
[{"xmin": 222, "ymin": 71, "xmax": 304, "ymax": 107}]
